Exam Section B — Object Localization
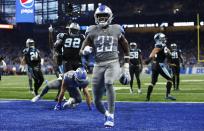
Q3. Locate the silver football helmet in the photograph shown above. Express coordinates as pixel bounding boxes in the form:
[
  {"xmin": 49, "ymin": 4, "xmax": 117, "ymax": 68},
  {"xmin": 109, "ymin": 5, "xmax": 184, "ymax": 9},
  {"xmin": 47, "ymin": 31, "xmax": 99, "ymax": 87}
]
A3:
[
  {"xmin": 94, "ymin": 5, "xmax": 113, "ymax": 27},
  {"xmin": 170, "ymin": 43, "xmax": 177, "ymax": 50},
  {"xmin": 66, "ymin": 22, "xmax": 80, "ymax": 36},
  {"xmin": 26, "ymin": 38, "xmax": 35, "ymax": 48},
  {"xmin": 130, "ymin": 42, "xmax": 137, "ymax": 50},
  {"xmin": 154, "ymin": 33, "xmax": 167, "ymax": 45}
]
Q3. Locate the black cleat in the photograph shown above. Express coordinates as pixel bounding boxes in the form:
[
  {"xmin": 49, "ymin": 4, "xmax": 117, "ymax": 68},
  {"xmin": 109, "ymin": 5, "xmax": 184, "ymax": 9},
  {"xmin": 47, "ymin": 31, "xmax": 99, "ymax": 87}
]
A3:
[
  {"xmin": 145, "ymin": 97, "xmax": 150, "ymax": 101},
  {"xmin": 165, "ymin": 95, "xmax": 176, "ymax": 101}
]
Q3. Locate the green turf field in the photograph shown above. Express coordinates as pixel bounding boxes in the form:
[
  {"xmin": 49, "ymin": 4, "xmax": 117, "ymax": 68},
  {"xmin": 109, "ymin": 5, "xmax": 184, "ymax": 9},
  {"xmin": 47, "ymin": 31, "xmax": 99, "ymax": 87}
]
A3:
[{"xmin": 0, "ymin": 74, "xmax": 204, "ymax": 102}]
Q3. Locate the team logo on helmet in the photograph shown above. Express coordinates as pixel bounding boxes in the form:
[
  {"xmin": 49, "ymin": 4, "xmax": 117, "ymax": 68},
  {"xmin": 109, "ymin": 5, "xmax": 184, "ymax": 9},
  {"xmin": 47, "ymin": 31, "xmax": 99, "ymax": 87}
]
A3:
[{"xmin": 20, "ymin": 0, "xmax": 34, "ymax": 8}]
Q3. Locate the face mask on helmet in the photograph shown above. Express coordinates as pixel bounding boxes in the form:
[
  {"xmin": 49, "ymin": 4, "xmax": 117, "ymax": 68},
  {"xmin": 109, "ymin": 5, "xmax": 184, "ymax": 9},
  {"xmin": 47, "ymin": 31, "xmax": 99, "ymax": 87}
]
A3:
[
  {"xmin": 171, "ymin": 43, "xmax": 177, "ymax": 50},
  {"xmin": 94, "ymin": 5, "xmax": 113, "ymax": 27},
  {"xmin": 130, "ymin": 42, "xmax": 137, "ymax": 50},
  {"xmin": 66, "ymin": 23, "xmax": 80, "ymax": 36},
  {"xmin": 26, "ymin": 38, "xmax": 35, "ymax": 48},
  {"xmin": 69, "ymin": 28, "xmax": 79, "ymax": 36}
]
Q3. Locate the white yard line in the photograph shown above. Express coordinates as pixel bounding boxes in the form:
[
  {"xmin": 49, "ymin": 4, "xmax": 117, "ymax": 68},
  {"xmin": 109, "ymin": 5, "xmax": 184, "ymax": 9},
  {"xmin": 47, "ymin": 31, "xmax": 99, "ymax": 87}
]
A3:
[{"xmin": 0, "ymin": 99, "xmax": 204, "ymax": 104}]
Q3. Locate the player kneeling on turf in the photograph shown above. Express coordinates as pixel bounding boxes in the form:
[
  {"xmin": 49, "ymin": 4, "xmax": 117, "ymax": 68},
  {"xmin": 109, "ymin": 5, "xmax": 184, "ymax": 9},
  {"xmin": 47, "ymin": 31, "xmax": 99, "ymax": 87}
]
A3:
[
  {"xmin": 54, "ymin": 67, "xmax": 92, "ymax": 110},
  {"xmin": 31, "ymin": 67, "xmax": 92, "ymax": 110}
]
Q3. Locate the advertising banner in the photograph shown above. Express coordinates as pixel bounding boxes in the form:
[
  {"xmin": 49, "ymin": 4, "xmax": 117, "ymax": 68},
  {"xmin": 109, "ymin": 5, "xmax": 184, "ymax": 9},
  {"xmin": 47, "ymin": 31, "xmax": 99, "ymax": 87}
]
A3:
[{"xmin": 16, "ymin": 0, "xmax": 35, "ymax": 23}]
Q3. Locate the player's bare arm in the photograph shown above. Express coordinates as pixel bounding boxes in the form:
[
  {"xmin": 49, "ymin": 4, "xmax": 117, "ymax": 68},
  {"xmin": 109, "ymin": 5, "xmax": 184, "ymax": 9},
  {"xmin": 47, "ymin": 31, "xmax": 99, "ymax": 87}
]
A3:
[
  {"xmin": 54, "ymin": 38, "xmax": 63, "ymax": 55},
  {"xmin": 82, "ymin": 87, "xmax": 92, "ymax": 110},
  {"xmin": 145, "ymin": 48, "xmax": 160, "ymax": 65},
  {"xmin": 119, "ymin": 34, "xmax": 130, "ymax": 63},
  {"xmin": 149, "ymin": 48, "xmax": 160, "ymax": 58},
  {"xmin": 58, "ymin": 80, "xmax": 67, "ymax": 103}
]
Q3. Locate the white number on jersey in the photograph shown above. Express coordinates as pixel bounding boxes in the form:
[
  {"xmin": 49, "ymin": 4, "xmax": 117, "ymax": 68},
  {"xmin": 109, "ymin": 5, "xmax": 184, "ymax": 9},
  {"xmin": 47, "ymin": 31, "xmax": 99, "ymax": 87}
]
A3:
[
  {"xmin": 30, "ymin": 51, "xmax": 38, "ymax": 61},
  {"xmin": 172, "ymin": 52, "xmax": 178, "ymax": 59},
  {"xmin": 64, "ymin": 38, "xmax": 81, "ymax": 48},
  {"xmin": 130, "ymin": 52, "xmax": 139, "ymax": 59},
  {"xmin": 96, "ymin": 36, "xmax": 114, "ymax": 53}
]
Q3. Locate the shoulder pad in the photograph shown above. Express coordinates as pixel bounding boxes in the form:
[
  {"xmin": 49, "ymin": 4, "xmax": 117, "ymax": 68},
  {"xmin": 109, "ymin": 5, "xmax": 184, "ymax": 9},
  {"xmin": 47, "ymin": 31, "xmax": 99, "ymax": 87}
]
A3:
[
  {"xmin": 85, "ymin": 25, "xmax": 96, "ymax": 36},
  {"xmin": 23, "ymin": 48, "xmax": 29, "ymax": 54},
  {"xmin": 112, "ymin": 24, "xmax": 125, "ymax": 34}
]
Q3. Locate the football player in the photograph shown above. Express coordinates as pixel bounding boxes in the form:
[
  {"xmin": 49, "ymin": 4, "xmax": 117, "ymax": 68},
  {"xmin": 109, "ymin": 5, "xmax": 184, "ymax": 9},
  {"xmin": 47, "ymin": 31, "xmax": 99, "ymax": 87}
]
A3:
[
  {"xmin": 144, "ymin": 33, "xmax": 176, "ymax": 101},
  {"xmin": 53, "ymin": 22, "xmax": 85, "ymax": 100},
  {"xmin": 129, "ymin": 42, "xmax": 143, "ymax": 94},
  {"xmin": 22, "ymin": 38, "xmax": 44, "ymax": 96},
  {"xmin": 54, "ymin": 22, "xmax": 84, "ymax": 72},
  {"xmin": 169, "ymin": 43, "xmax": 184, "ymax": 90},
  {"xmin": 79, "ymin": 5, "xmax": 130, "ymax": 128},
  {"xmin": 53, "ymin": 67, "xmax": 92, "ymax": 110},
  {"xmin": 0, "ymin": 56, "xmax": 6, "ymax": 81}
]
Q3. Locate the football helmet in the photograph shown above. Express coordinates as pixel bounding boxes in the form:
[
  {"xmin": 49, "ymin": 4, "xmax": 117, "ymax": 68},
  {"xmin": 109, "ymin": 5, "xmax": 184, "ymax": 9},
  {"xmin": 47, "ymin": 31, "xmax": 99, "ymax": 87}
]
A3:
[
  {"xmin": 130, "ymin": 42, "xmax": 137, "ymax": 50},
  {"xmin": 74, "ymin": 67, "xmax": 88, "ymax": 85},
  {"xmin": 119, "ymin": 73, "xmax": 130, "ymax": 85},
  {"xmin": 154, "ymin": 33, "xmax": 167, "ymax": 45},
  {"xmin": 26, "ymin": 38, "xmax": 35, "ymax": 48},
  {"xmin": 94, "ymin": 5, "xmax": 113, "ymax": 27},
  {"xmin": 66, "ymin": 22, "xmax": 80, "ymax": 36},
  {"xmin": 170, "ymin": 43, "xmax": 177, "ymax": 50}
]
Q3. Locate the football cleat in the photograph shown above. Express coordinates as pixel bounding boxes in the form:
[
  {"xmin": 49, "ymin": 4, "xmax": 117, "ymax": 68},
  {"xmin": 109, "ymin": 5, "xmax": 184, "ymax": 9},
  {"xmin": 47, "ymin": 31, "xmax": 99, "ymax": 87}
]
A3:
[
  {"xmin": 165, "ymin": 95, "xmax": 176, "ymax": 101},
  {"xmin": 63, "ymin": 98, "xmax": 77, "ymax": 109},
  {"xmin": 31, "ymin": 95, "xmax": 41, "ymax": 102},
  {"xmin": 138, "ymin": 89, "xmax": 142, "ymax": 94},
  {"xmin": 129, "ymin": 88, "xmax": 133, "ymax": 94},
  {"xmin": 104, "ymin": 116, "xmax": 114, "ymax": 128},
  {"xmin": 54, "ymin": 103, "xmax": 62, "ymax": 110}
]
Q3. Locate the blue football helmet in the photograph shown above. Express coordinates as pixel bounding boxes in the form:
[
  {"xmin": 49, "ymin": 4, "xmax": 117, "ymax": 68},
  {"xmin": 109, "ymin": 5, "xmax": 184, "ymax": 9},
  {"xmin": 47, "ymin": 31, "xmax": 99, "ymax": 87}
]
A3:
[
  {"xmin": 94, "ymin": 5, "xmax": 113, "ymax": 27},
  {"xmin": 74, "ymin": 67, "xmax": 88, "ymax": 85},
  {"xmin": 119, "ymin": 73, "xmax": 130, "ymax": 85}
]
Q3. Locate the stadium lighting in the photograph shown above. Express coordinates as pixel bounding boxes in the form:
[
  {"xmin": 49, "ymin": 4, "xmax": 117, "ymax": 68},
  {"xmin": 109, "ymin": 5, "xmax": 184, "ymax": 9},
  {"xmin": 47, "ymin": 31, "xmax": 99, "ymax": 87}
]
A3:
[
  {"xmin": 200, "ymin": 21, "xmax": 204, "ymax": 26},
  {"xmin": 173, "ymin": 22, "xmax": 194, "ymax": 26},
  {"xmin": 0, "ymin": 24, "xmax": 13, "ymax": 29}
]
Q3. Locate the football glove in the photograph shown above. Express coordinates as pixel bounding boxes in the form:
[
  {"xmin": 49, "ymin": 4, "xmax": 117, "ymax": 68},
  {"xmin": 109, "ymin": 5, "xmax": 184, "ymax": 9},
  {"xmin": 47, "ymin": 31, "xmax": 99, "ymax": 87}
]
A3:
[
  {"xmin": 48, "ymin": 25, "xmax": 53, "ymax": 32},
  {"xmin": 54, "ymin": 103, "xmax": 62, "ymax": 110},
  {"xmin": 82, "ymin": 46, "xmax": 93, "ymax": 55}
]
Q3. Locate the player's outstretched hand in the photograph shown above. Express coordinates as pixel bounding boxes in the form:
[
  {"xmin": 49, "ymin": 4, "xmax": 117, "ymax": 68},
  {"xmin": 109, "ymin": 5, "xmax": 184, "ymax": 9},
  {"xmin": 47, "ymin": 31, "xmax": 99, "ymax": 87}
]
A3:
[{"xmin": 54, "ymin": 103, "xmax": 62, "ymax": 111}]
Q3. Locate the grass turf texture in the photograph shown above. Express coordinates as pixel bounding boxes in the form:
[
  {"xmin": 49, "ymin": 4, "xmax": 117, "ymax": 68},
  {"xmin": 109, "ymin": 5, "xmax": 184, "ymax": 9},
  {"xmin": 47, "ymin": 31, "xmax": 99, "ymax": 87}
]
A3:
[{"xmin": 0, "ymin": 74, "xmax": 204, "ymax": 102}]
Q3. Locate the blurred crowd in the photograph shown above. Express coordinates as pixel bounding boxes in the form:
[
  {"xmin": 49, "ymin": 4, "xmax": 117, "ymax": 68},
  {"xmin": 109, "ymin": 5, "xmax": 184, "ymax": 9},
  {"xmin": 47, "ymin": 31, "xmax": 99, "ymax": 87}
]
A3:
[{"xmin": 0, "ymin": 29, "xmax": 202, "ymax": 76}]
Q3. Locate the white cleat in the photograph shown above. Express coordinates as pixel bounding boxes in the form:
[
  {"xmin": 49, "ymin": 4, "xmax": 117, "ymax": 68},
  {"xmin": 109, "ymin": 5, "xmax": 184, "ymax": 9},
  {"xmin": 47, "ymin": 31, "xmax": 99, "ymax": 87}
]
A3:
[
  {"xmin": 31, "ymin": 95, "xmax": 41, "ymax": 102},
  {"xmin": 129, "ymin": 88, "xmax": 133, "ymax": 94},
  {"xmin": 104, "ymin": 116, "xmax": 114, "ymax": 128},
  {"xmin": 63, "ymin": 98, "xmax": 78, "ymax": 109},
  {"xmin": 138, "ymin": 89, "xmax": 142, "ymax": 94}
]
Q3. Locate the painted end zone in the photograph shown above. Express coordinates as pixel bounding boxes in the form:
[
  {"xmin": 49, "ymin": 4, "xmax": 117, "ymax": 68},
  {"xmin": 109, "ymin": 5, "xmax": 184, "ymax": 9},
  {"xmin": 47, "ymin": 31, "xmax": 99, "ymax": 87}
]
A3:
[{"xmin": 0, "ymin": 100, "xmax": 204, "ymax": 131}]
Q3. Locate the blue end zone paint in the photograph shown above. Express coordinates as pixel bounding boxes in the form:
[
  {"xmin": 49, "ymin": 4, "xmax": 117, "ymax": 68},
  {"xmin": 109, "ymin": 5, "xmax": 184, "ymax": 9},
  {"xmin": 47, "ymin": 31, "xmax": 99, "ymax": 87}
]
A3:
[{"xmin": 0, "ymin": 100, "xmax": 204, "ymax": 131}]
